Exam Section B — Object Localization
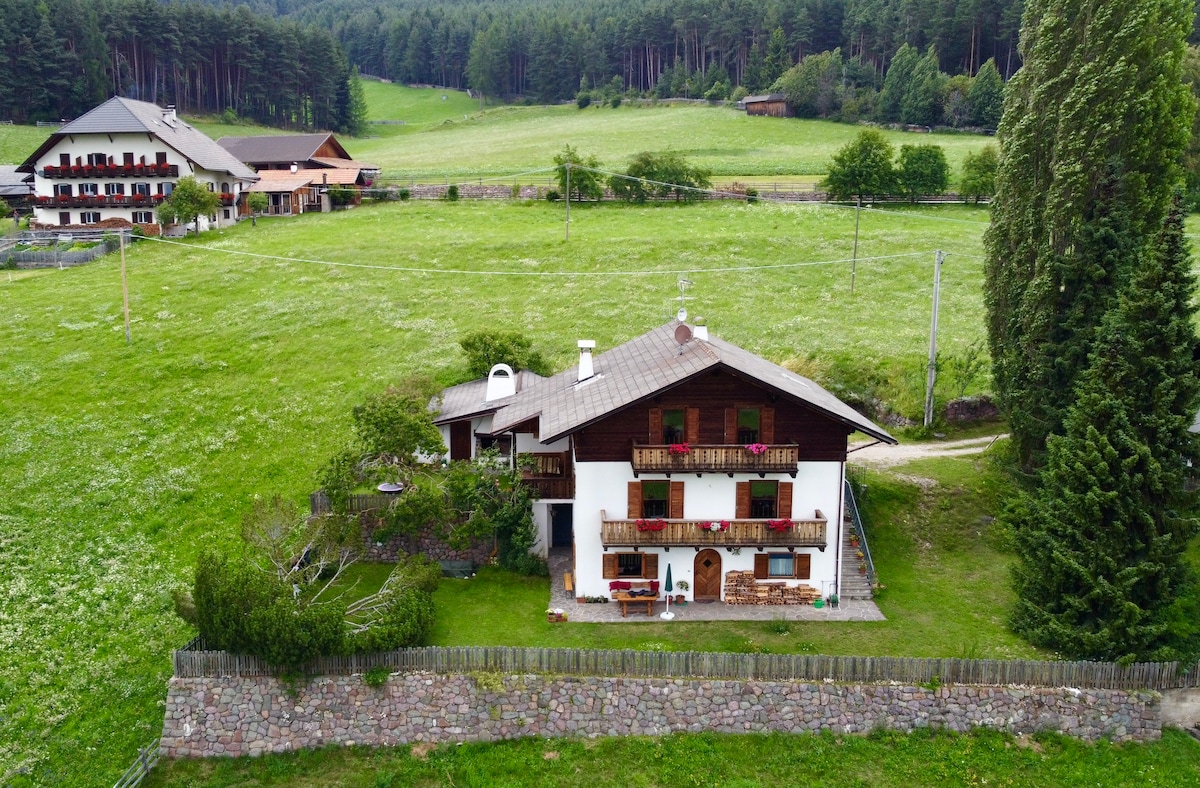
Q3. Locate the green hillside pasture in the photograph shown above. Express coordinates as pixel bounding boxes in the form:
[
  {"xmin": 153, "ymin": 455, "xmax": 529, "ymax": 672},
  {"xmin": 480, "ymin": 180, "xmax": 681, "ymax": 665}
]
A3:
[
  {"xmin": 0, "ymin": 199, "xmax": 987, "ymax": 785},
  {"xmin": 361, "ymin": 80, "xmax": 481, "ymax": 131},
  {"xmin": 145, "ymin": 728, "xmax": 1200, "ymax": 788},
  {"xmin": 0, "ymin": 123, "xmax": 49, "ymax": 166},
  {"xmin": 349, "ymin": 101, "xmax": 996, "ymax": 180}
]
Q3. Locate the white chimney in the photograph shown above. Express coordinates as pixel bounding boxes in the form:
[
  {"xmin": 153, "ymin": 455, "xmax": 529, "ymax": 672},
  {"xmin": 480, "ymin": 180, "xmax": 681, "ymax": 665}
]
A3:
[
  {"xmin": 577, "ymin": 340, "xmax": 596, "ymax": 382},
  {"xmin": 163, "ymin": 105, "xmax": 176, "ymax": 122},
  {"xmin": 485, "ymin": 363, "xmax": 516, "ymax": 401},
  {"xmin": 694, "ymin": 322, "xmax": 709, "ymax": 341}
]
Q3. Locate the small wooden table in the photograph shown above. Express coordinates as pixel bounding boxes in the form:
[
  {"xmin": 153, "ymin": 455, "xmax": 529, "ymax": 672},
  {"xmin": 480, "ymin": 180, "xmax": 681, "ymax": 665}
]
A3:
[{"xmin": 613, "ymin": 593, "xmax": 655, "ymax": 617}]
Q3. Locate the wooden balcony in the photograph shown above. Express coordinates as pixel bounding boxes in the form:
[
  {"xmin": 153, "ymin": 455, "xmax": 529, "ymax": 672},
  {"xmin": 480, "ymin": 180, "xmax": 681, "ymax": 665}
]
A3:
[
  {"xmin": 40, "ymin": 164, "xmax": 178, "ymax": 179},
  {"xmin": 38, "ymin": 195, "xmax": 164, "ymax": 209},
  {"xmin": 519, "ymin": 451, "xmax": 574, "ymax": 500},
  {"xmin": 601, "ymin": 509, "xmax": 827, "ymax": 550},
  {"xmin": 631, "ymin": 444, "xmax": 799, "ymax": 475}
]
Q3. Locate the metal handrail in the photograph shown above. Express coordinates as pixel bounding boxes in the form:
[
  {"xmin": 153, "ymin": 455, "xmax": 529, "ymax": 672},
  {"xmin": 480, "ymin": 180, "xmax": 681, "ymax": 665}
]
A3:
[{"xmin": 844, "ymin": 477, "xmax": 875, "ymax": 588}]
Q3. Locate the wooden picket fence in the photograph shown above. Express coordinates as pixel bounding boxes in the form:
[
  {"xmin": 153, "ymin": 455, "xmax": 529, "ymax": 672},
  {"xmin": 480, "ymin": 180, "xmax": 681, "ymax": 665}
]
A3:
[{"xmin": 173, "ymin": 642, "xmax": 1200, "ymax": 691}]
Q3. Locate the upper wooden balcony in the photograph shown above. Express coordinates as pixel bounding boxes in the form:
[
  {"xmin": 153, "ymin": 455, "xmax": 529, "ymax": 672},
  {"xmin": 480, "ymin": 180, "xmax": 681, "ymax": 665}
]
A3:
[
  {"xmin": 519, "ymin": 451, "xmax": 574, "ymax": 500},
  {"xmin": 600, "ymin": 509, "xmax": 828, "ymax": 550},
  {"xmin": 631, "ymin": 444, "xmax": 799, "ymax": 476},
  {"xmin": 40, "ymin": 163, "xmax": 179, "ymax": 179}
]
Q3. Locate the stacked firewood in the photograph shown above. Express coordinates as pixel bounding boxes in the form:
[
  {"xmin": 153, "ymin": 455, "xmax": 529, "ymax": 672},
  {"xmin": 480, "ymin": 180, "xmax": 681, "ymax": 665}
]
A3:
[{"xmin": 723, "ymin": 571, "xmax": 821, "ymax": 605}]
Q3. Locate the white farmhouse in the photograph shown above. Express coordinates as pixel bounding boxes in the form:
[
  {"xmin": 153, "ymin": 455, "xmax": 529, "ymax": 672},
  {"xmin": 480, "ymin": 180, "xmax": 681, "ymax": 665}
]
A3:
[
  {"xmin": 18, "ymin": 97, "xmax": 256, "ymax": 231},
  {"xmin": 434, "ymin": 321, "xmax": 896, "ymax": 605}
]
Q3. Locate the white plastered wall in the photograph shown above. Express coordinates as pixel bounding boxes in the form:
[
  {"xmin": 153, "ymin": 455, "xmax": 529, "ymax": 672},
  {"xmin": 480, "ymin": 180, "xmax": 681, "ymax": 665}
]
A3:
[{"xmin": 572, "ymin": 460, "xmax": 845, "ymax": 600}]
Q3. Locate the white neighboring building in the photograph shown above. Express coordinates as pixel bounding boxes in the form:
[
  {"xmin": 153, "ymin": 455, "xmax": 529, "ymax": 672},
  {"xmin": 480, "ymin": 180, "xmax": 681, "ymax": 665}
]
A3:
[
  {"xmin": 433, "ymin": 321, "xmax": 896, "ymax": 604},
  {"xmin": 18, "ymin": 97, "xmax": 257, "ymax": 231}
]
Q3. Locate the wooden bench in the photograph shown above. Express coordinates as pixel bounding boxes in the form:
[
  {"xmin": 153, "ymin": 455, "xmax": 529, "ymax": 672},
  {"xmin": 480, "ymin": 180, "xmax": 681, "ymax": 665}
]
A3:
[{"xmin": 563, "ymin": 572, "xmax": 574, "ymax": 595}]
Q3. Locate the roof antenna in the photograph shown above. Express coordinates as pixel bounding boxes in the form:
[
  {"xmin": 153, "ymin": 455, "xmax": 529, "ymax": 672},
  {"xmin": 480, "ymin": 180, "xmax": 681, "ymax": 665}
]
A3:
[{"xmin": 676, "ymin": 278, "xmax": 694, "ymax": 322}]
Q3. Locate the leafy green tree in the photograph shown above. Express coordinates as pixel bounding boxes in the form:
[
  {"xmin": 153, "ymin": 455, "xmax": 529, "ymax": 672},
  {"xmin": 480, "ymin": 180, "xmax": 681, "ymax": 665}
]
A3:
[
  {"xmin": 968, "ymin": 59, "xmax": 1005, "ymax": 128},
  {"xmin": 609, "ymin": 151, "xmax": 712, "ymax": 204},
  {"xmin": 245, "ymin": 191, "xmax": 268, "ymax": 226},
  {"xmin": 553, "ymin": 144, "xmax": 604, "ymax": 203},
  {"xmin": 773, "ymin": 49, "xmax": 843, "ymax": 118},
  {"xmin": 983, "ymin": 0, "xmax": 1194, "ymax": 471},
  {"xmin": 820, "ymin": 129, "xmax": 897, "ymax": 201},
  {"xmin": 960, "ymin": 146, "xmax": 1000, "ymax": 203},
  {"xmin": 1009, "ymin": 198, "xmax": 1200, "ymax": 663},
  {"xmin": 352, "ymin": 384, "xmax": 446, "ymax": 467},
  {"xmin": 459, "ymin": 329, "xmax": 551, "ymax": 378},
  {"xmin": 160, "ymin": 176, "xmax": 221, "ymax": 236},
  {"xmin": 896, "ymin": 144, "xmax": 950, "ymax": 201}
]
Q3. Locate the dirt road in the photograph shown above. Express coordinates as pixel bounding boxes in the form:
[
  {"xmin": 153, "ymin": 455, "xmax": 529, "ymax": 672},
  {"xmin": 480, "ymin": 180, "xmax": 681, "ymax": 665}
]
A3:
[{"xmin": 847, "ymin": 434, "xmax": 1007, "ymax": 468}]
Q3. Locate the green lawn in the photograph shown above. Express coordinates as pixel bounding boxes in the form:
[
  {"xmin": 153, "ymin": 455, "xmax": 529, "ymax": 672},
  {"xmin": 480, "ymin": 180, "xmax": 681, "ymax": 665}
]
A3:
[
  {"xmin": 144, "ymin": 728, "xmax": 1200, "ymax": 788},
  {"xmin": 0, "ymin": 197, "xmax": 993, "ymax": 786}
]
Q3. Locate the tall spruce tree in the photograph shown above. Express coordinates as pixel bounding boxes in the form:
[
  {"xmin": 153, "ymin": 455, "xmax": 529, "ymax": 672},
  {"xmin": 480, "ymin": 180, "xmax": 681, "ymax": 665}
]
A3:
[
  {"xmin": 1010, "ymin": 198, "xmax": 1200, "ymax": 662},
  {"xmin": 983, "ymin": 0, "xmax": 1194, "ymax": 471}
]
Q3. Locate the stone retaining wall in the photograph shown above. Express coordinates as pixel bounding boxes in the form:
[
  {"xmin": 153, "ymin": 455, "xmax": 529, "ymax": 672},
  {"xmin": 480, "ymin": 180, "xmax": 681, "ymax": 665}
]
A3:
[{"xmin": 160, "ymin": 673, "xmax": 1161, "ymax": 758}]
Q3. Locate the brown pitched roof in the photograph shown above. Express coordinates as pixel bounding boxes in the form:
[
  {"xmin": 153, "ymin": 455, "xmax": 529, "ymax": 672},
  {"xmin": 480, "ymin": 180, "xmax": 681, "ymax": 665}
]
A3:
[
  {"xmin": 217, "ymin": 133, "xmax": 353, "ymax": 165},
  {"xmin": 433, "ymin": 369, "xmax": 549, "ymax": 425},
  {"xmin": 452, "ymin": 322, "xmax": 896, "ymax": 444},
  {"xmin": 19, "ymin": 97, "xmax": 256, "ymax": 180}
]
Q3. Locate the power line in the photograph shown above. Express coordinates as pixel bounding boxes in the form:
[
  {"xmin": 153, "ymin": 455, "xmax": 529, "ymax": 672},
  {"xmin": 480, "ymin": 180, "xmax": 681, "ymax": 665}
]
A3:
[{"xmin": 140, "ymin": 235, "xmax": 930, "ymax": 277}]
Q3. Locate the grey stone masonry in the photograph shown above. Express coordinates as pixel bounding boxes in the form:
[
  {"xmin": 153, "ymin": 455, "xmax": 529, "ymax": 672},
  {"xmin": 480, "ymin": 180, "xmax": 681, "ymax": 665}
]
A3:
[{"xmin": 160, "ymin": 673, "xmax": 1161, "ymax": 758}]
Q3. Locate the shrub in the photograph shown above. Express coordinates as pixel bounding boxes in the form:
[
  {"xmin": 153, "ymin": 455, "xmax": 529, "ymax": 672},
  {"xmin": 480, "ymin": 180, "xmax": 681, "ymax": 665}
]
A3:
[
  {"xmin": 576, "ymin": 93, "xmax": 592, "ymax": 109},
  {"xmin": 610, "ymin": 96, "xmax": 621, "ymax": 108},
  {"xmin": 350, "ymin": 585, "xmax": 435, "ymax": 652},
  {"xmin": 445, "ymin": 184, "xmax": 459, "ymax": 201},
  {"xmin": 459, "ymin": 329, "xmax": 551, "ymax": 378},
  {"xmin": 745, "ymin": 187, "xmax": 759, "ymax": 204},
  {"xmin": 546, "ymin": 189, "xmax": 560, "ymax": 201},
  {"xmin": 398, "ymin": 188, "xmax": 411, "ymax": 201}
]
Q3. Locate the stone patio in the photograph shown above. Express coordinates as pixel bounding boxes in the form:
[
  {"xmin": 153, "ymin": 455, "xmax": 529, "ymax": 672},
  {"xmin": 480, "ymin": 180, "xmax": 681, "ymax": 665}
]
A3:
[{"xmin": 547, "ymin": 549, "xmax": 885, "ymax": 623}]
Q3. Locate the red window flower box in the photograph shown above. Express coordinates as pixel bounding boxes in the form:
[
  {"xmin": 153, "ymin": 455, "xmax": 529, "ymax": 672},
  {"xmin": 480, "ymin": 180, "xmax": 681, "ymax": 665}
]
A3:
[
  {"xmin": 766, "ymin": 519, "xmax": 793, "ymax": 533},
  {"xmin": 635, "ymin": 518, "xmax": 668, "ymax": 532}
]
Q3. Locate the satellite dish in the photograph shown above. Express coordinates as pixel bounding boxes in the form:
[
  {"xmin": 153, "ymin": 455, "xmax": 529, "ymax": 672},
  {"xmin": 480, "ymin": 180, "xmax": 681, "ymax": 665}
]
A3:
[
  {"xmin": 674, "ymin": 324, "xmax": 693, "ymax": 344},
  {"xmin": 676, "ymin": 307, "xmax": 688, "ymax": 322}
]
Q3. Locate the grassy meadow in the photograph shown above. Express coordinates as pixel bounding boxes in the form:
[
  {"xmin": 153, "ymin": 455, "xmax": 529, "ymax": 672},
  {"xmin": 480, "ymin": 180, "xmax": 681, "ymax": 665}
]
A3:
[{"xmin": 2, "ymin": 84, "xmax": 1197, "ymax": 785}]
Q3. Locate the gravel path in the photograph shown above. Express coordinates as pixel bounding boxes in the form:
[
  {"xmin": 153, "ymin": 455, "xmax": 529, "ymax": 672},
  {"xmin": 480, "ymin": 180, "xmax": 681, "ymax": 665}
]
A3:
[{"xmin": 848, "ymin": 434, "xmax": 1008, "ymax": 468}]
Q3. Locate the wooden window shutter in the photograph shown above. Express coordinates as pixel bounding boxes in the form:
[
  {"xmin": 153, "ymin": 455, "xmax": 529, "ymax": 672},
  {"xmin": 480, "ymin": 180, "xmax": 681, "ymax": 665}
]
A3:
[
  {"xmin": 761, "ymin": 407, "xmax": 775, "ymax": 444},
  {"xmin": 642, "ymin": 552, "xmax": 659, "ymax": 579},
  {"xmin": 685, "ymin": 407, "xmax": 700, "ymax": 444},
  {"xmin": 669, "ymin": 481, "xmax": 685, "ymax": 519},
  {"xmin": 603, "ymin": 554, "xmax": 618, "ymax": 579},
  {"xmin": 778, "ymin": 482, "xmax": 793, "ymax": 519},
  {"xmin": 648, "ymin": 408, "xmax": 662, "ymax": 444},
  {"xmin": 724, "ymin": 408, "xmax": 737, "ymax": 444},
  {"xmin": 736, "ymin": 482, "xmax": 751, "ymax": 519},
  {"xmin": 793, "ymin": 553, "xmax": 811, "ymax": 580},
  {"xmin": 627, "ymin": 482, "xmax": 642, "ymax": 519},
  {"xmin": 753, "ymin": 553, "xmax": 769, "ymax": 579}
]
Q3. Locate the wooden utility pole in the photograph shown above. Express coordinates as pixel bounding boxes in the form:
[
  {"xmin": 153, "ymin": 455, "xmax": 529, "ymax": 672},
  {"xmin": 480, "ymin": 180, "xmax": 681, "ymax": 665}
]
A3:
[
  {"xmin": 851, "ymin": 195, "xmax": 862, "ymax": 294},
  {"xmin": 924, "ymin": 250, "xmax": 944, "ymax": 427},
  {"xmin": 121, "ymin": 233, "xmax": 131, "ymax": 344},
  {"xmin": 565, "ymin": 161, "xmax": 571, "ymax": 241}
]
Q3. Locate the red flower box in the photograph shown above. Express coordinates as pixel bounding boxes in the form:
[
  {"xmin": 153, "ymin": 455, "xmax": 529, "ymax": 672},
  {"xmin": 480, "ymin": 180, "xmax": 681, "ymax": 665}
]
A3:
[
  {"xmin": 766, "ymin": 519, "xmax": 793, "ymax": 533},
  {"xmin": 668, "ymin": 443, "xmax": 691, "ymax": 455},
  {"xmin": 635, "ymin": 518, "xmax": 667, "ymax": 532}
]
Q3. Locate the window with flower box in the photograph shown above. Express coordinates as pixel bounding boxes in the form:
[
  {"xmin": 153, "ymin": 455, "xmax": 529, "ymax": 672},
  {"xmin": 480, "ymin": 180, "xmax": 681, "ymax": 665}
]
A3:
[
  {"xmin": 54, "ymin": 183, "xmax": 72, "ymax": 198},
  {"xmin": 602, "ymin": 551, "xmax": 659, "ymax": 579},
  {"xmin": 628, "ymin": 480, "xmax": 683, "ymax": 519},
  {"xmin": 133, "ymin": 182, "xmax": 151, "ymax": 196},
  {"xmin": 735, "ymin": 480, "xmax": 792, "ymax": 519},
  {"xmin": 754, "ymin": 553, "xmax": 810, "ymax": 579},
  {"xmin": 80, "ymin": 183, "xmax": 98, "ymax": 196}
]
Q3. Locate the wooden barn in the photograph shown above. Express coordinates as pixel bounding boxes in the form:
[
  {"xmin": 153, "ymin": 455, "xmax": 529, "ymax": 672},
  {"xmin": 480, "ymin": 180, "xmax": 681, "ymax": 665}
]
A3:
[{"xmin": 739, "ymin": 94, "xmax": 792, "ymax": 118}]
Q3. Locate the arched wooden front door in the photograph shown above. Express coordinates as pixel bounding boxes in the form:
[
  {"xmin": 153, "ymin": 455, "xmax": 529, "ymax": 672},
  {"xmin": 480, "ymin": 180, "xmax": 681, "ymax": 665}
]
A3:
[{"xmin": 693, "ymin": 549, "xmax": 723, "ymax": 601}]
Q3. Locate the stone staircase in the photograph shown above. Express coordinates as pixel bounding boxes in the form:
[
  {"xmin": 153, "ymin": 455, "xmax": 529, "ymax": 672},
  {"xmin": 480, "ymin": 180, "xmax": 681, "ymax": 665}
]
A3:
[{"xmin": 838, "ymin": 514, "xmax": 874, "ymax": 600}]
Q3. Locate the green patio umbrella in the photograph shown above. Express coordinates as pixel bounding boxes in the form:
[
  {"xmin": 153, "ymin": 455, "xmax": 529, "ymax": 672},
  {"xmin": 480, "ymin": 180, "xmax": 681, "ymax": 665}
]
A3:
[{"xmin": 661, "ymin": 563, "xmax": 675, "ymax": 620}]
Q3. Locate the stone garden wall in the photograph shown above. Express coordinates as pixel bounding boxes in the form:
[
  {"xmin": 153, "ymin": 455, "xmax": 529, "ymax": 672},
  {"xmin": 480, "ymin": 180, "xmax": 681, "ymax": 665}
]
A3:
[
  {"xmin": 359, "ymin": 511, "xmax": 493, "ymax": 565},
  {"xmin": 160, "ymin": 672, "xmax": 1161, "ymax": 758}
]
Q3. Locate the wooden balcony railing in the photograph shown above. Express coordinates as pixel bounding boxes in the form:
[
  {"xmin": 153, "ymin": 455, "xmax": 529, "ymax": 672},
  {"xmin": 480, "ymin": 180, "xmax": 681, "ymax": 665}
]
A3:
[
  {"xmin": 631, "ymin": 444, "xmax": 799, "ymax": 475},
  {"xmin": 37, "ymin": 195, "xmax": 164, "ymax": 208},
  {"xmin": 40, "ymin": 164, "xmax": 178, "ymax": 179},
  {"xmin": 601, "ymin": 509, "xmax": 827, "ymax": 549},
  {"xmin": 519, "ymin": 451, "xmax": 573, "ymax": 499}
]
